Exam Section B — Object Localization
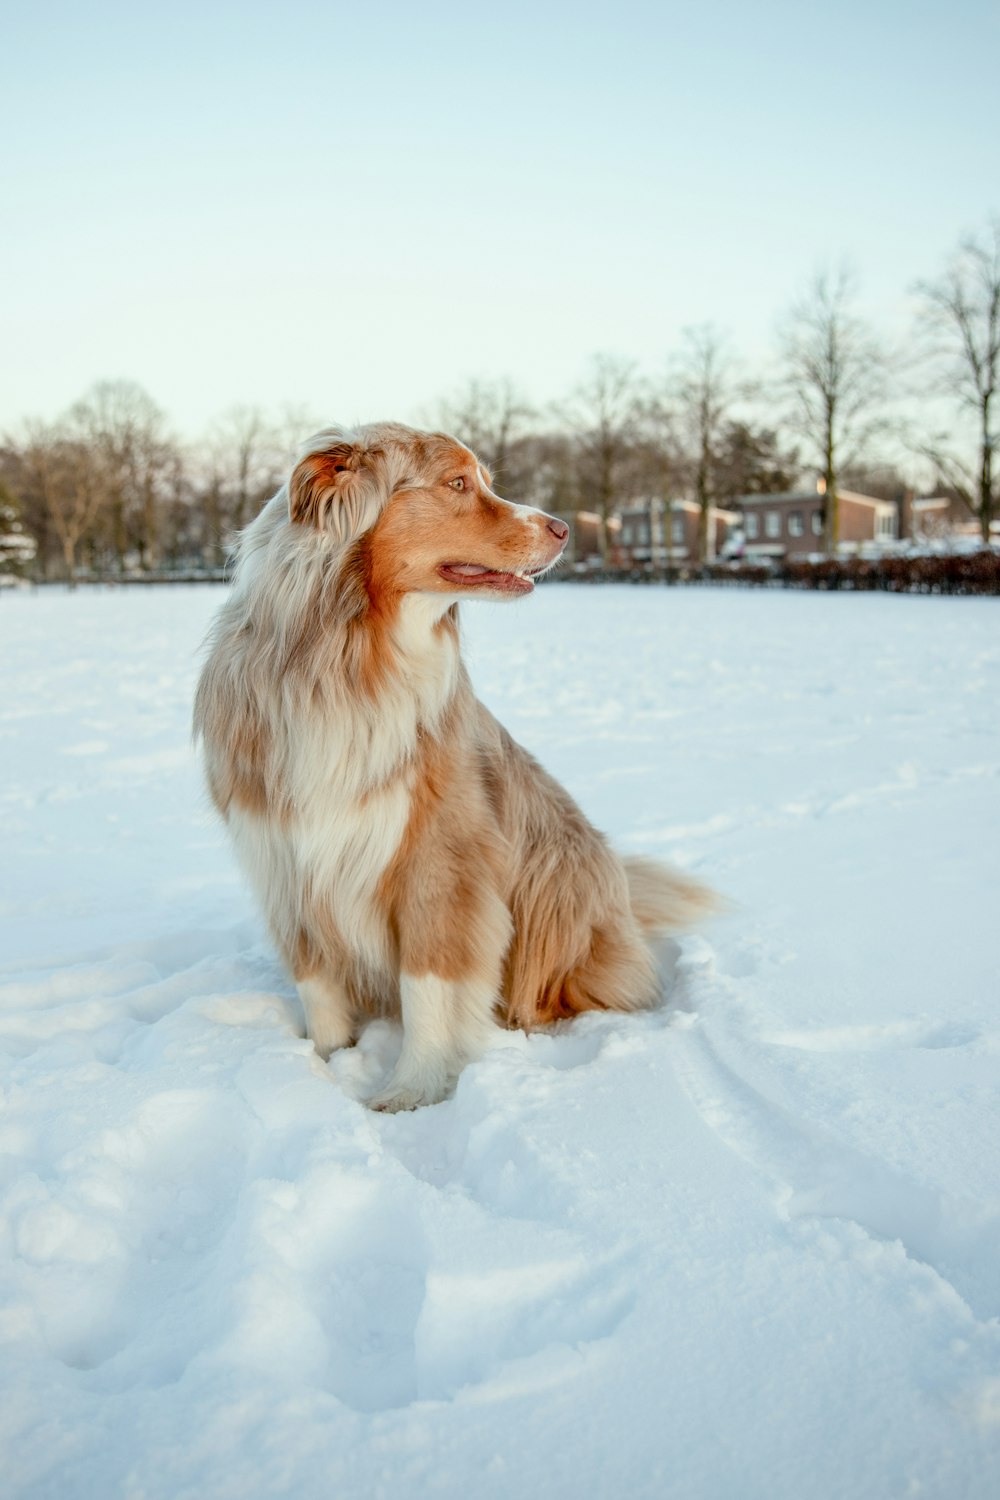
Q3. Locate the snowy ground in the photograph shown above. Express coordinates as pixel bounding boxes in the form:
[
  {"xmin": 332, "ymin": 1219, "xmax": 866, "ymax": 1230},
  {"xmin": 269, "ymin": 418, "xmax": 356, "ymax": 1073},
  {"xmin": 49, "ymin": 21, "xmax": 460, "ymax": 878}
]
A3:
[{"xmin": 1, "ymin": 581, "xmax": 999, "ymax": 1500}]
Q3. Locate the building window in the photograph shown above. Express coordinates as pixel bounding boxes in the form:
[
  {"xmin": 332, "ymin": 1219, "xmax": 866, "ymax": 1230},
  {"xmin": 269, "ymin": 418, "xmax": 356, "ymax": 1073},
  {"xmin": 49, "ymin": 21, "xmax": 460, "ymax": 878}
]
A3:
[
  {"xmin": 788, "ymin": 511, "xmax": 803, "ymax": 537},
  {"xmin": 876, "ymin": 511, "xmax": 897, "ymax": 539},
  {"xmin": 766, "ymin": 511, "xmax": 781, "ymax": 539},
  {"xmin": 745, "ymin": 513, "xmax": 759, "ymax": 539},
  {"xmin": 811, "ymin": 511, "xmax": 824, "ymax": 536},
  {"xmin": 671, "ymin": 517, "xmax": 685, "ymax": 544}
]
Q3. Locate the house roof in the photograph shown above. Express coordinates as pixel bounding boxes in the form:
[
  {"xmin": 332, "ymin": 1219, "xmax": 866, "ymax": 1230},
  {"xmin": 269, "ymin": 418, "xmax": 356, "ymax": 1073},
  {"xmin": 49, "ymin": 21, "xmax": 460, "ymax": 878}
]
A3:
[
  {"xmin": 737, "ymin": 491, "xmax": 817, "ymax": 507},
  {"xmin": 616, "ymin": 499, "xmax": 740, "ymax": 521},
  {"xmin": 671, "ymin": 499, "xmax": 741, "ymax": 520}
]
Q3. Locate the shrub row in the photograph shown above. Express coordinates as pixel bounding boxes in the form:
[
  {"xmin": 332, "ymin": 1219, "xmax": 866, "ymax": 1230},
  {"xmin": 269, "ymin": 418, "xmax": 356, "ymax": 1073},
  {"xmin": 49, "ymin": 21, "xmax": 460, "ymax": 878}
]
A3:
[
  {"xmin": 713, "ymin": 552, "xmax": 1000, "ymax": 595},
  {"xmin": 562, "ymin": 553, "xmax": 1000, "ymax": 595}
]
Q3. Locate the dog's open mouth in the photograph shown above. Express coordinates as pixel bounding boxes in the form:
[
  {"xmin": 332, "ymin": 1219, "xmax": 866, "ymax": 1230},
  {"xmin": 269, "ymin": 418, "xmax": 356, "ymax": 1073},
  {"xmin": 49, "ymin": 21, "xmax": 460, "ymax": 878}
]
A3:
[{"xmin": 438, "ymin": 563, "xmax": 548, "ymax": 594}]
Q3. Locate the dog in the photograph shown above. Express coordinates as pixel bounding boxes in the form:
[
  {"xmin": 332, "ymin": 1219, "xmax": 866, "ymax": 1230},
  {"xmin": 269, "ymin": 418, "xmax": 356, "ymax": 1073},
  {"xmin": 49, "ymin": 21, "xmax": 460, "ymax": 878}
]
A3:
[{"xmin": 194, "ymin": 422, "xmax": 716, "ymax": 1110}]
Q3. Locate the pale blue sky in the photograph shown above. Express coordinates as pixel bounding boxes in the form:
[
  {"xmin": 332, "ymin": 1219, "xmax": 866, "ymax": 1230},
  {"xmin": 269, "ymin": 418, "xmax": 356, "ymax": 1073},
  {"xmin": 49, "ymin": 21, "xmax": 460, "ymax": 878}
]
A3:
[{"xmin": 2, "ymin": 0, "xmax": 997, "ymax": 435}]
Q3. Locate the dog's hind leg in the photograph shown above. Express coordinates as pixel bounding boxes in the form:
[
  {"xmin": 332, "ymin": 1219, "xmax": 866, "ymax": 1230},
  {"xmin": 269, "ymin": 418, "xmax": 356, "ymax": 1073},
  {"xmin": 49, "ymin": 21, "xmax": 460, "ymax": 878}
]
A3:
[
  {"xmin": 298, "ymin": 973, "xmax": 357, "ymax": 1060},
  {"xmin": 534, "ymin": 921, "xmax": 661, "ymax": 1025}
]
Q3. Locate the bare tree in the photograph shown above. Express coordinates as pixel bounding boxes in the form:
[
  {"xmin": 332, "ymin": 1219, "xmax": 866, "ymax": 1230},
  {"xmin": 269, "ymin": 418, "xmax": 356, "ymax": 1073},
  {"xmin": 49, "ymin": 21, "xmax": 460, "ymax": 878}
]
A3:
[
  {"xmin": 185, "ymin": 406, "xmax": 313, "ymax": 569},
  {"xmin": 560, "ymin": 354, "xmax": 641, "ymax": 557},
  {"xmin": 68, "ymin": 380, "xmax": 173, "ymax": 571},
  {"xmin": 618, "ymin": 395, "xmax": 684, "ymax": 577},
  {"xmin": 13, "ymin": 422, "xmax": 106, "ymax": 584},
  {"xmin": 187, "ymin": 443, "xmax": 230, "ymax": 568},
  {"xmin": 500, "ymin": 428, "xmax": 577, "ymax": 518},
  {"xmin": 155, "ymin": 446, "xmax": 200, "ymax": 569},
  {"xmin": 671, "ymin": 326, "xmax": 744, "ymax": 563},
  {"xmin": 779, "ymin": 266, "xmax": 887, "ymax": 552},
  {"xmin": 436, "ymin": 378, "xmax": 535, "ymax": 494},
  {"xmin": 209, "ymin": 405, "xmax": 283, "ymax": 532},
  {"xmin": 914, "ymin": 220, "xmax": 1000, "ymax": 544}
]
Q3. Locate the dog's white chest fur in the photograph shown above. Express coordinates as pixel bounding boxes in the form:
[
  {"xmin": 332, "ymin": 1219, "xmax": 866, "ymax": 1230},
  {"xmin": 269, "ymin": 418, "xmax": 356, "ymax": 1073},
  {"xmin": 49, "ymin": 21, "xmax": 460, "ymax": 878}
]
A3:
[
  {"xmin": 289, "ymin": 722, "xmax": 411, "ymax": 972},
  {"xmin": 230, "ymin": 597, "xmax": 459, "ymax": 977}
]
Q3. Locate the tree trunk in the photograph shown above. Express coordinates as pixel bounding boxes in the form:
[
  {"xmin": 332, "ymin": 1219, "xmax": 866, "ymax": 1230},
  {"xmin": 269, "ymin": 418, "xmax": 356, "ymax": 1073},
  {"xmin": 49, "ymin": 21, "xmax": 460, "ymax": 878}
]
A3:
[
  {"xmin": 141, "ymin": 479, "xmax": 158, "ymax": 571},
  {"xmin": 980, "ymin": 399, "xmax": 993, "ymax": 544},
  {"xmin": 111, "ymin": 497, "xmax": 127, "ymax": 573},
  {"xmin": 204, "ymin": 481, "xmax": 223, "ymax": 567},
  {"xmin": 824, "ymin": 407, "xmax": 838, "ymax": 555},
  {"xmin": 652, "ymin": 496, "xmax": 667, "ymax": 583},
  {"xmin": 61, "ymin": 533, "xmax": 77, "ymax": 588},
  {"xmin": 696, "ymin": 451, "xmax": 710, "ymax": 565},
  {"xmin": 598, "ymin": 442, "xmax": 613, "ymax": 562}
]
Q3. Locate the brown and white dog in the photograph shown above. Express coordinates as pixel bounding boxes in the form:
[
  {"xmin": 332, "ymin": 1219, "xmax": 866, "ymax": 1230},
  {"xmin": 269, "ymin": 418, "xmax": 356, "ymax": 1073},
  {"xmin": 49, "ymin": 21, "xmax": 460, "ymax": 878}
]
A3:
[{"xmin": 194, "ymin": 422, "xmax": 715, "ymax": 1110}]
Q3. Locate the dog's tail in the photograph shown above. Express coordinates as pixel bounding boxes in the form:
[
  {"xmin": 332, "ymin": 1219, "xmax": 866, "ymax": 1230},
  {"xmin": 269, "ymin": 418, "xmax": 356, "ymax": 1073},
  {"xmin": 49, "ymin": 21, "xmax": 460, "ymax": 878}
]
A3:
[{"xmin": 623, "ymin": 855, "xmax": 722, "ymax": 935}]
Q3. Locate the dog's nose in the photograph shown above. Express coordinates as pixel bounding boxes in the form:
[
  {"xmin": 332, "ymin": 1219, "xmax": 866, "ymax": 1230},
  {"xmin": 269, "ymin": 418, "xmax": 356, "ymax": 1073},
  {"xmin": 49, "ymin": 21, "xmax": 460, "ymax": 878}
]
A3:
[{"xmin": 546, "ymin": 516, "xmax": 569, "ymax": 542}]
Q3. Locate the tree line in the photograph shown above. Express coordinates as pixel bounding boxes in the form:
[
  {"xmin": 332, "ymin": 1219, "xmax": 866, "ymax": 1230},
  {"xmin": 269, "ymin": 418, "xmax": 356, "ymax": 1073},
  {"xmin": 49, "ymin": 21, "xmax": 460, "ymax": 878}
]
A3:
[{"xmin": 1, "ymin": 218, "xmax": 996, "ymax": 582}]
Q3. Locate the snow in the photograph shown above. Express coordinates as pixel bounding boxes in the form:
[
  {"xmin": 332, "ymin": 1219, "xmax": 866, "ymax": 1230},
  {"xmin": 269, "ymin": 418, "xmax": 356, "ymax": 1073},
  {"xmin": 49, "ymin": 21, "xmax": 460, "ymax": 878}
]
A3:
[{"xmin": 1, "ymin": 581, "xmax": 999, "ymax": 1500}]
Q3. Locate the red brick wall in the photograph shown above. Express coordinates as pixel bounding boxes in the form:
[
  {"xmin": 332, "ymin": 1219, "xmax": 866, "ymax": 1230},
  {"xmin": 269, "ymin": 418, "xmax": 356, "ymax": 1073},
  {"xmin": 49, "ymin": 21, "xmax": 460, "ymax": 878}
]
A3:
[
  {"xmin": 838, "ymin": 497, "xmax": 877, "ymax": 544},
  {"xmin": 783, "ymin": 500, "xmax": 824, "ymax": 555}
]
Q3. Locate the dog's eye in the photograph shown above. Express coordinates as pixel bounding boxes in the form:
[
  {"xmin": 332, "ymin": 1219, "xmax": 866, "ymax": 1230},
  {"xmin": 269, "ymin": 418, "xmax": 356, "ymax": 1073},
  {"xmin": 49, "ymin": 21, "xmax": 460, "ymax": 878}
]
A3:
[{"xmin": 449, "ymin": 477, "xmax": 466, "ymax": 491}]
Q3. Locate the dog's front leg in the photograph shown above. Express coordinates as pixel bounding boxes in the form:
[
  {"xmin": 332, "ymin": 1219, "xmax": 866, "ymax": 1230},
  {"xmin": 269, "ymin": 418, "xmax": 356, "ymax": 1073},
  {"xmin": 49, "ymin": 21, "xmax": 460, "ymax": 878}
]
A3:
[
  {"xmin": 298, "ymin": 973, "xmax": 356, "ymax": 1061},
  {"xmin": 368, "ymin": 972, "xmax": 497, "ymax": 1112}
]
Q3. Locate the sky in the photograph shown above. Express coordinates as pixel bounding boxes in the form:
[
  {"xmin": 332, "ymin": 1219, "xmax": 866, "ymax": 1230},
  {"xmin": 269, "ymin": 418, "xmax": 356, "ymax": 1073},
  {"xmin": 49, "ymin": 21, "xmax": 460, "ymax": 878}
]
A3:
[{"xmin": 2, "ymin": 0, "xmax": 997, "ymax": 439}]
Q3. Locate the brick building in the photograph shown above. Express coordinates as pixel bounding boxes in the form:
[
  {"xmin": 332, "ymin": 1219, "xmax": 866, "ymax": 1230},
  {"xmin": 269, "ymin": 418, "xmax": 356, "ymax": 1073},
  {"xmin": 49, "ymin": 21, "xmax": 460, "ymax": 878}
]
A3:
[
  {"xmin": 613, "ymin": 498, "xmax": 740, "ymax": 566},
  {"xmin": 736, "ymin": 482, "xmax": 898, "ymax": 559}
]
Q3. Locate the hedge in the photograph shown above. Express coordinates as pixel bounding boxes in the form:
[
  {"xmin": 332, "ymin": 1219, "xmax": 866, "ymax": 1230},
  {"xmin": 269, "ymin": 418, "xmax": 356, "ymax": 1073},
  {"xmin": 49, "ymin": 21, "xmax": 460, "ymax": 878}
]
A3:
[{"xmin": 562, "ymin": 553, "xmax": 1000, "ymax": 595}]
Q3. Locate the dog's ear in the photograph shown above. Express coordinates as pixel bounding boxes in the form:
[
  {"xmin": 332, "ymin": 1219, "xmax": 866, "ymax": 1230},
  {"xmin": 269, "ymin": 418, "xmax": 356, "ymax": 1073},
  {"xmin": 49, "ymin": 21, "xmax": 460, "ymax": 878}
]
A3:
[{"xmin": 289, "ymin": 442, "xmax": 383, "ymax": 542}]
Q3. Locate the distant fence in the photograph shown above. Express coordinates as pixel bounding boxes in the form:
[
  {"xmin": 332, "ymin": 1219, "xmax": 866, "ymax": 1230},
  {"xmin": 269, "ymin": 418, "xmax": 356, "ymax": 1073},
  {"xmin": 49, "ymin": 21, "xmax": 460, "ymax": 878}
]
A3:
[{"xmin": 562, "ymin": 552, "xmax": 1000, "ymax": 596}]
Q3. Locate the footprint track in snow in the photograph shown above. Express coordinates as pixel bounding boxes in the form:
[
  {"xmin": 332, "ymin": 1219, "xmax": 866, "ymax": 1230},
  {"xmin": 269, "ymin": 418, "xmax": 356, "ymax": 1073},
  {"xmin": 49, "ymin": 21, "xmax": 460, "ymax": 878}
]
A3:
[
  {"xmin": 2, "ymin": 950, "xmax": 639, "ymax": 1416},
  {"xmin": 0, "ymin": 937, "xmax": 292, "ymax": 1061},
  {"xmin": 670, "ymin": 1022, "xmax": 1000, "ymax": 1322}
]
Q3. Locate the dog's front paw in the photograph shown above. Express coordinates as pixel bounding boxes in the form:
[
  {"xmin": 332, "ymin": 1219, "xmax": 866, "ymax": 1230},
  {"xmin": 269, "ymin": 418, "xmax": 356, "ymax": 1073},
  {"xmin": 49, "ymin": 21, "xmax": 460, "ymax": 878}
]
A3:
[{"xmin": 367, "ymin": 1068, "xmax": 449, "ymax": 1113}]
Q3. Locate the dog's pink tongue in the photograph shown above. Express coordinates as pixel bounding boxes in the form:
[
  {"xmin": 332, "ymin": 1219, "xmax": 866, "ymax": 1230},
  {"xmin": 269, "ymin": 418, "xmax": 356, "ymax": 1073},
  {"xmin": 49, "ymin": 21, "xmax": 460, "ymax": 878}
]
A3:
[{"xmin": 450, "ymin": 564, "xmax": 490, "ymax": 576}]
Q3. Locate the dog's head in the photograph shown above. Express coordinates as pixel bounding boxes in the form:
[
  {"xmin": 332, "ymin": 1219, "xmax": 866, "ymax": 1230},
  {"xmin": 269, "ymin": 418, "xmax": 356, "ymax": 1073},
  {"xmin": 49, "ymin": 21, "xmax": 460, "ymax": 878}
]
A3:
[{"xmin": 288, "ymin": 423, "xmax": 568, "ymax": 601}]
